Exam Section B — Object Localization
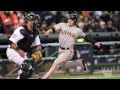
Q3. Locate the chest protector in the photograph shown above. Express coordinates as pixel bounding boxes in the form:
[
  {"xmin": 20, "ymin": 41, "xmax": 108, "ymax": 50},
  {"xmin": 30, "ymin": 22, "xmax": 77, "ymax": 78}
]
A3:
[{"xmin": 17, "ymin": 25, "xmax": 39, "ymax": 52}]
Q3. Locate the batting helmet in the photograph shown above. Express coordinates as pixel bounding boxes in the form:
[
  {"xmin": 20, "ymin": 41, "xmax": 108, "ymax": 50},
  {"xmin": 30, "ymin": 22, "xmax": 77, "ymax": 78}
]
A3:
[{"xmin": 69, "ymin": 13, "xmax": 78, "ymax": 22}]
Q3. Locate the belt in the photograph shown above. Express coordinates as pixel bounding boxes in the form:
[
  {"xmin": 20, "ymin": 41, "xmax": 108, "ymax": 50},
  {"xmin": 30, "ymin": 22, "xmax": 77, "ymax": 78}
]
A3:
[{"xmin": 60, "ymin": 47, "xmax": 70, "ymax": 50}]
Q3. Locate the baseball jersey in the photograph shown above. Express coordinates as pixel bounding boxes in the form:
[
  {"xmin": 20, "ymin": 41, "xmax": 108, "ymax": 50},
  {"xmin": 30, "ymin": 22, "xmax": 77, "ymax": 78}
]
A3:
[
  {"xmin": 9, "ymin": 25, "xmax": 41, "ymax": 52},
  {"xmin": 53, "ymin": 23, "xmax": 86, "ymax": 48}
]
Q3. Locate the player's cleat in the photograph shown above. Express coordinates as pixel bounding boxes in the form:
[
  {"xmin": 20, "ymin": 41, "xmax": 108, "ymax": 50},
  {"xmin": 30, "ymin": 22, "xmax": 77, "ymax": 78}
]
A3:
[
  {"xmin": 77, "ymin": 59, "xmax": 87, "ymax": 71},
  {"xmin": 38, "ymin": 78, "xmax": 41, "ymax": 79},
  {"xmin": 16, "ymin": 75, "xmax": 20, "ymax": 79},
  {"xmin": 81, "ymin": 60, "xmax": 87, "ymax": 71}
]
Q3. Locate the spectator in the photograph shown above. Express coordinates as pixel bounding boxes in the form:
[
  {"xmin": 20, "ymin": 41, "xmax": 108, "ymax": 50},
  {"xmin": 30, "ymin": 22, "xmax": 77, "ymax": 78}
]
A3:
[
  {"xmin": 60, "ymin": 16, "xmax": 67, "ymax": 23},
  {"xmin": 16, "ymin": 11, "xmax": 24, "ymax": 28},
  {"xmin": 61, "ymin": 11, "xmax": 69, "ymax": 19},
  {"xmin": 94, "ymin": 11, "xmax": 102, "ymax": 17},
  {"xmin": 100, "ymin": 11, "xmax": 111, "ymax": 23},
  {"xmin": 10, "ymin": 11, "xmax": 18, "ymax": 29},
  {"xmin": 88, "ymin": 19, "xmax": 99, "ymax": 32},
  {"xmin": 0, "ymin": 18, "xmax": 4, "ymax": 33},
  {"xmin": 97, "ymin": 48, "xmax": 105, "ymax": 55},
  {"xmin": 4, "ymin": 19, "xmax": 14, "ymax": 35},
  {"xmin": 112, "ymin": 11, "xmax": 120, "ymax": 31},
  {"xmin": 78, "ymin": 22, "xmax": 84, "ymax": 30},
  {"xmin": 0, "ymin": 11, "xmax": 4, "ymax": 33},
  {"xmin": 16, "ymin": 11, "xmax": 24, "ymax": 20},
  {"xmin": 16, "ymin": 18, "xmax": 24, "ymax": 28},
  {"xmin": 49, "ymin": 21, "xmax": 56, "ymax": 29},
  {"xmin": 96, "ymin": 21, "xmax": 107, "ymax": 32},
  {"xmin": 109, "ymin": 45, "xmax": 116, "ymax": 54},
  {"xmin": 82, "ymin": 11, "xmax": 89, "ymax": 17},
  {"xmin": 39, "ymin": 21, "xmax": 48, "ymax": 34},
  {"xmin": 106, "ymin": 45, "xmax": 118, "ymax": 63},
  {"xmin": 41, "ymin": 11, "xmax": 56, "ymax": 26},
  {"xmin": 77, "ymin": 14, "xmax": 84, "ymax": 23},
  {"xmin": 1, "ymin": 11, "xmax": 11, "ymax": 25},
  {"xmin": 94, "ymin": 15, "xmax": 101, "ymax": 26},
  {"xmin": 83, "ymin": 20, "xmax": 89, "ymax": 32},
  {"xmin": 1, "ymin": 11, "xmax": 120, "ymax": 35},
  {"xmin": 106, "ymin": 20, "xmax": 116, "ymax": 32}
]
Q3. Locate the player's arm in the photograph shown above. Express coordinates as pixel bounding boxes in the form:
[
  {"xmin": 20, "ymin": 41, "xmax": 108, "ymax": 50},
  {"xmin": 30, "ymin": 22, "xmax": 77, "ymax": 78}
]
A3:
[
  {"xmin": 9, "ymin": 29, "xmax": 25, "ymax": 57},
  {"xmin": 45, "ymin": 23, "xmax": 63, "ymax": 36},
  {"xmin": 78, "ymin": 29, "xmax": 101, "ymax": 48},
  {"xmin": 9, "ymin": 41, "xmax": 19, "ymax": 50},
  {"xmin": 45, "ymin": 28, "xmax": 54, "ymax": 36},
  {"xmin": 9, "ymin": 40, "xmax": 25, "ymax": 57},
  {"xmin": 31, "ymin": 35, "xmax": 42, "ymax": 51},
  {"xmin": 83, "ymin": 34, "xmax": 101, "ymax": 48}
]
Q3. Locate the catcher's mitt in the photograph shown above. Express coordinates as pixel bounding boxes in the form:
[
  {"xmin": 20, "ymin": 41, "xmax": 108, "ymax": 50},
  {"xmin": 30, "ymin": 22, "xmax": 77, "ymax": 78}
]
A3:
[{"xmin": 31, "ymin": 51, "xmax": 42, "ymax": 62}]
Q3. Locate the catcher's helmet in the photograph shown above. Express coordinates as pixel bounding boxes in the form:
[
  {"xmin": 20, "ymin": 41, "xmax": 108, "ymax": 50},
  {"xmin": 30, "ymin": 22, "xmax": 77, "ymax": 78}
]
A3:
[
  {"xmin": 69, "ymin": 13, "xmax": 78, "ymax": 22},
  {"xmin": 35, "ymin": 14, "xmax": 41, "ymax": 21},
  {"xmin": 25, "ymin": 12, "xmax": 41, "ymax": 22},
  {"xmin": 25, "ymin": 12, "xmax": 41, "ymax": 28}
]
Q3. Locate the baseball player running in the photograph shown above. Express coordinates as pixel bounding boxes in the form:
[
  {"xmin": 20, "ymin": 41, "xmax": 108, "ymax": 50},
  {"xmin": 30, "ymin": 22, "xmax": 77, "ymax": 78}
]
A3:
[
  {"xmin": 6, "ymin": 12, "xmax": 42, "ymax": 79},
  {"xmin": 41, "ymin": 13, "xmax": 101, "ymax": 79}
]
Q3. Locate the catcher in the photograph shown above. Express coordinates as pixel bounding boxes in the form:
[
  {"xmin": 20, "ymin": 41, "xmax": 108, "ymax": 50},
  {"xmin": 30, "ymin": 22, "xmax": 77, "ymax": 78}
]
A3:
[{"xmin": 6, "ymin": 12, "xmax": 42, "ymax": 79}]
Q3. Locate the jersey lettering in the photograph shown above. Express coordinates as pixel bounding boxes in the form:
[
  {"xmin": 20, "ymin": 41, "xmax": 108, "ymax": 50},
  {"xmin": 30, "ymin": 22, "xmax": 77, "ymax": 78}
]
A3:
[{"xmin": 60, "ymin": 29, "xmax": 76, "ymax": 39}]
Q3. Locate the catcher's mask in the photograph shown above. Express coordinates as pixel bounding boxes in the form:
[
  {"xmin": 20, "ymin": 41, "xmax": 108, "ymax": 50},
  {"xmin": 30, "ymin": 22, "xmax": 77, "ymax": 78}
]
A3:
[{"xmin": 25, "ymin": 12, "xmax": 41, "ymax": 29}]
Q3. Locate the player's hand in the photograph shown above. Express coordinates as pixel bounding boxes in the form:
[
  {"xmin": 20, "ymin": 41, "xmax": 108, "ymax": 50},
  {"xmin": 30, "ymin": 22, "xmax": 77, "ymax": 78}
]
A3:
[
  {"xmin": 45, "ymin": 29, "xmax": 53, "ymax": 36},
  {"xmin": 45, "ymin": 31, "xmax": 49, "ymax": 36},
  {"xmin": 17, "ymin": 49, "xmax": 25, "ymax": 57},
  {"xmin": 95, "ymin": 42, "xmax": 101, "ymax": 48}
]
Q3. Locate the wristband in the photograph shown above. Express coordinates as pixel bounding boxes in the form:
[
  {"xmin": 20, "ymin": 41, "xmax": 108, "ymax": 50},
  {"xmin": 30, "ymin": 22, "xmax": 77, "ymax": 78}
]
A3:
[{"xmin": 84, "ymin": 35, "xmax": 97, "ymax": 44}]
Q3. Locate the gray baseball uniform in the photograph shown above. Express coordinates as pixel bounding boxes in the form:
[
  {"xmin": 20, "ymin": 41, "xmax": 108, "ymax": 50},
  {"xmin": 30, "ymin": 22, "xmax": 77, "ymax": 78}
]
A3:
[{"xmin": 42, "ymin": 23, "xmax": 86, "ymax": 79}]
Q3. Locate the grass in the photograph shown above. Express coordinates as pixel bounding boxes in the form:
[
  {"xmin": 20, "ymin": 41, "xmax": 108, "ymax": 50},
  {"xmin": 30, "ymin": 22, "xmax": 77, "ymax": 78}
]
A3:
[
  {"xmin": 1, "ymin": 72, "xmax": 120, "ymax": 79},
  {"xmin": 50, "ymin": 73, "xmax": 120, "ymax": 79}
]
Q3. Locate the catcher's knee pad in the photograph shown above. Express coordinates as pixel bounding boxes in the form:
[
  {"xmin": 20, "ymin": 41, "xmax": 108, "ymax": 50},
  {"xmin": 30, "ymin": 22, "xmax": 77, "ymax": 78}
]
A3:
[
  {"xmin": 18, "ymin": 60, "xmax": 33, "ymax": 79},
  {"xmin": 28, "ymin": 69, "xmax": 34, "ymax": 78},
  {"xmin": 19, "ymin": 69, "xmax": 33, "ymax": 79},
  {"xmin": 21, "ymin": 60, "xmax": 31, "ymax": 72}
]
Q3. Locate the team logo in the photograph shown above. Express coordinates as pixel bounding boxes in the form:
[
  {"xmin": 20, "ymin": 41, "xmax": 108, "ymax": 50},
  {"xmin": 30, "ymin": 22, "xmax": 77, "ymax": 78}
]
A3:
[
  {"xmin": 101, "ymin": 67, "xmax": 112, "ymax": 77},
  {"xmin": 12, "ymin": 34, "xmax": 17, "ymax": 38}
]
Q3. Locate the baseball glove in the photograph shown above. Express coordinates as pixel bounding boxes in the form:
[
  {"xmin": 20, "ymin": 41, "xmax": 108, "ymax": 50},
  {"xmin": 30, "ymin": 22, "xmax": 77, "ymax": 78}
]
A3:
[{"xmin": 31, "ymin": 51, "xmax": 42, "ymax": 62}]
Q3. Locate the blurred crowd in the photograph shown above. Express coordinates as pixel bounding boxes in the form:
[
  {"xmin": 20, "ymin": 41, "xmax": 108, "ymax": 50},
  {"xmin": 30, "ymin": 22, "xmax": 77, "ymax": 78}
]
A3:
[
  {"xmin": 0, "ymin": 11, "xmax": 24, "ymax": 35},
  {"xmin": 0, "ymin": 11, "xmax": 120, "ymax": 60},
  {"xmin": 0, "ymin": 11, "xmax": 120, "ymax": 35}
]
